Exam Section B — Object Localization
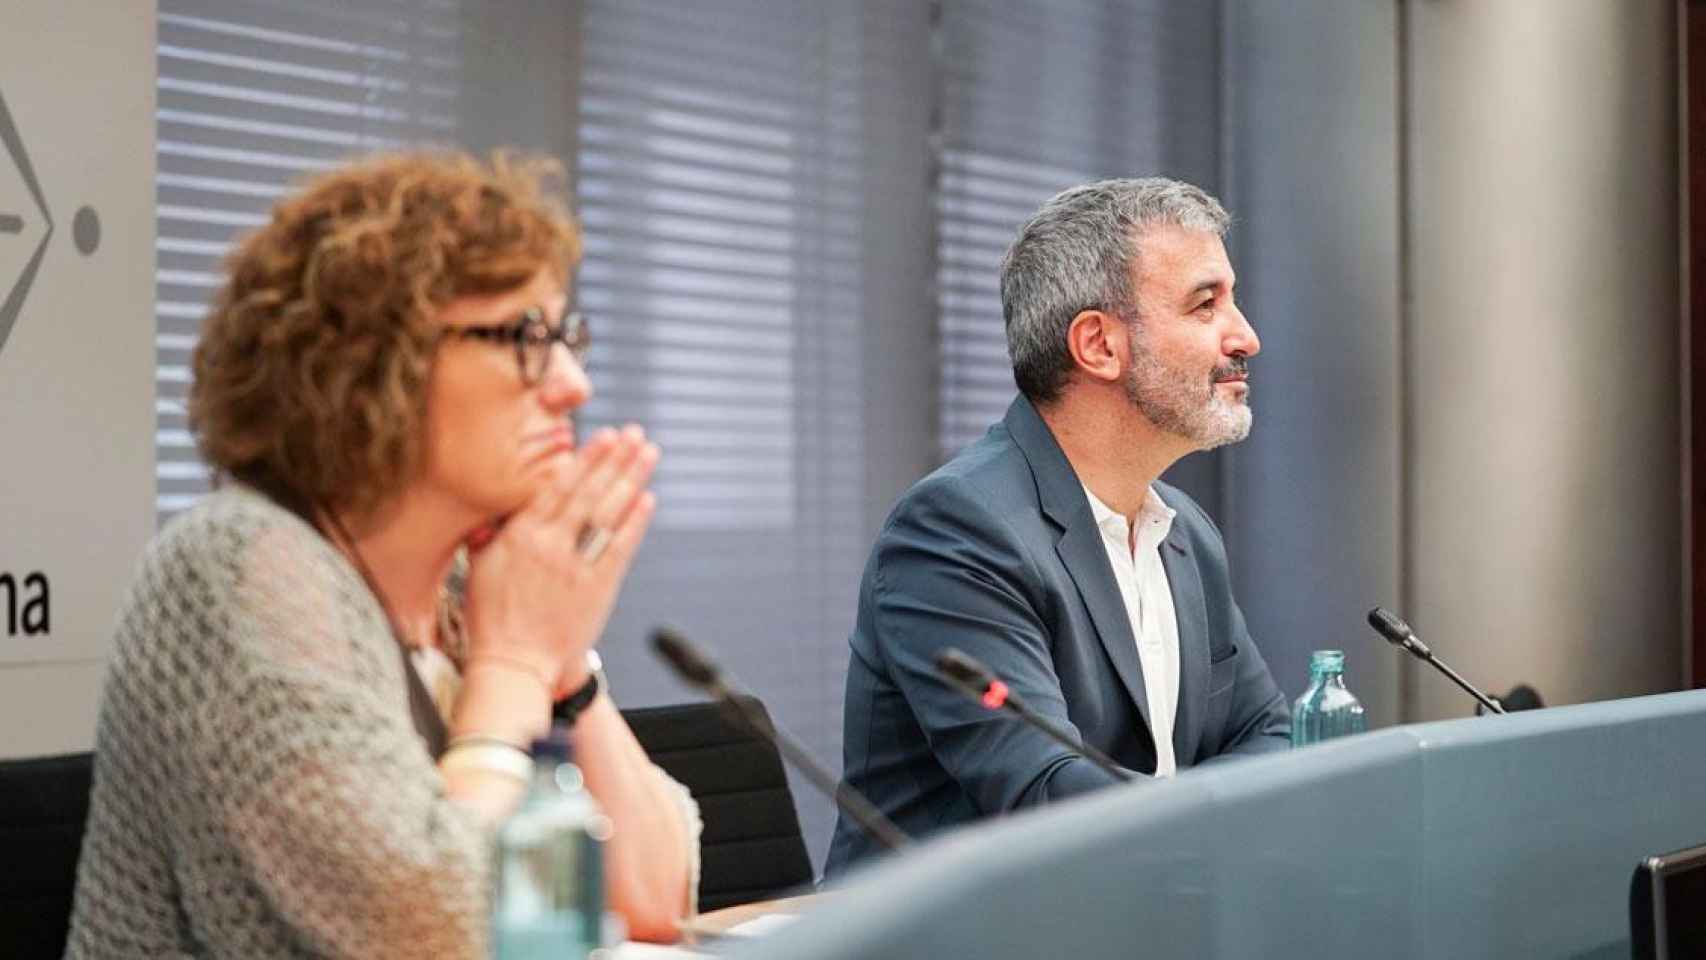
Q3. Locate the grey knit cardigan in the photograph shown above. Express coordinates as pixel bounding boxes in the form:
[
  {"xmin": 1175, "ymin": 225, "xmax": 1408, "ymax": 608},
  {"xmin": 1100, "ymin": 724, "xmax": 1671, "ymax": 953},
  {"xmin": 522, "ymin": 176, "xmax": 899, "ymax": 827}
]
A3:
[{"xmin": 64, "ymin": 485, "xmax": 605, "ymax": 957}]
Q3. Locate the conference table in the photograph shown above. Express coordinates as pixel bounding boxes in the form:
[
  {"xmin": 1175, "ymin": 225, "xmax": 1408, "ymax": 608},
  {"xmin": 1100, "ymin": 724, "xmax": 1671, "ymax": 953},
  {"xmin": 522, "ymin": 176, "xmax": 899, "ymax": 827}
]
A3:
[
  {"xmin": 654, "ymin": 690, "xmax": 1706, "ymax": 960},
  {"xmin": 602, "ymin": 895, "xmax": 822, "ymax": 957}
]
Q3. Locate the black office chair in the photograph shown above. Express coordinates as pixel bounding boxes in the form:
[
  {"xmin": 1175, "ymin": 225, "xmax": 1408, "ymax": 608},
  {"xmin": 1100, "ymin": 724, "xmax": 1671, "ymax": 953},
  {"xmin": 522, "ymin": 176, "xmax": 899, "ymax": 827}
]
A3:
[
  {"xmin": 0, "ymin": 707, "xmax": 812, "ymax": 942},
  {"xmin": 0, "ymin": 751, "xmax": 94, "ymax": 960},
  {"xmin": 622, "ymin": 697, "xmax": 815, "ymax": 911}
]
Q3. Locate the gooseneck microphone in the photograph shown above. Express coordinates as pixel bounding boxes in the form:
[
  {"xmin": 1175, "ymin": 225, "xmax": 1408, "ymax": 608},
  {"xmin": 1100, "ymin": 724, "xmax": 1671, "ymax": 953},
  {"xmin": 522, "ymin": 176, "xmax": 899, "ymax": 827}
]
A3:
[
  {"xmin": 1366, "ymin": 607, "xmax": 1507, "ymax": 715},
  {"xmin": 650, "ymin": 627, "xmax": 910, "ymax": 851},
  {"xmin": 934, "ymin": 647, "xmax": 1135, "ymax": 784}
]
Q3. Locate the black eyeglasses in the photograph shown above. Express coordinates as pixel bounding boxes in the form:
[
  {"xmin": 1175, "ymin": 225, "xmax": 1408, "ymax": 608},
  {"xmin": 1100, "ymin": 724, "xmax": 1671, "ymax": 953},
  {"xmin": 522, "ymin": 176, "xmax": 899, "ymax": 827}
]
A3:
[{"xmin": 441, "ymin": 306, "xmax": 590, "ymax": 386}]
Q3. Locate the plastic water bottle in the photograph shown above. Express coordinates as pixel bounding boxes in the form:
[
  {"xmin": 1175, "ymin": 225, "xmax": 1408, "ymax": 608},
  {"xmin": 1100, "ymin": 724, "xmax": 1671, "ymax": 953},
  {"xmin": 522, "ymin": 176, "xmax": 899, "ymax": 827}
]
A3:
[
  {"xmin": 1291, "ymin": 649, "xmax": 1367, "ymax": 747},
  {"xmin": 492, "ymin": 726, "xmax": 612, "ymax": 959}
]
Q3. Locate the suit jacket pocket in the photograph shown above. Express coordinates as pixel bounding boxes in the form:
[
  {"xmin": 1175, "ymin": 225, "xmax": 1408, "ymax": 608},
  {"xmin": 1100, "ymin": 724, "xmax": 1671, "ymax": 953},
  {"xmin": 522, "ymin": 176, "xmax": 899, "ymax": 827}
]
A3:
[
  {"xmin": 1207, "ymin": 648, "xmax": 1239, "ymax": 699},
  {"xmin": 1197, "ymin": 650, "xmax": 1242, "ymax": 756}
]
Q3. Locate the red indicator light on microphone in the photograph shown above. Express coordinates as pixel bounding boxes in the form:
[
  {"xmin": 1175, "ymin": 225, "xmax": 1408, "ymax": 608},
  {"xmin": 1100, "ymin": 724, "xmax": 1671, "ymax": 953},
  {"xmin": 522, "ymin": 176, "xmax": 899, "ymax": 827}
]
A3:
[{"xmin": 981, "ymin": 680, "xmax": 1010, "ymax": 709}]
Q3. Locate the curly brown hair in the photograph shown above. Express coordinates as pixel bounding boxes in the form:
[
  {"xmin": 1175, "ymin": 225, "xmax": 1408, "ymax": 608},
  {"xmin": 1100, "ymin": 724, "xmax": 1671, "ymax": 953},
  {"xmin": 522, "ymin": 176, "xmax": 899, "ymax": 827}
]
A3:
[{"xmin": 189, "ymin": 150, "xmax": 580, "ymax": 520}]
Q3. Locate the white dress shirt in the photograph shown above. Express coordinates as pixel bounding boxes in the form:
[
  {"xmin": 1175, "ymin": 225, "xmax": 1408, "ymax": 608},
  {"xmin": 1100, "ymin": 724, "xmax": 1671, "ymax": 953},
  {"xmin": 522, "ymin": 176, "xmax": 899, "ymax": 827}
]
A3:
[{"xmin": 1081, "ymin": 482, "xmax": 1181, "ymax": 777}]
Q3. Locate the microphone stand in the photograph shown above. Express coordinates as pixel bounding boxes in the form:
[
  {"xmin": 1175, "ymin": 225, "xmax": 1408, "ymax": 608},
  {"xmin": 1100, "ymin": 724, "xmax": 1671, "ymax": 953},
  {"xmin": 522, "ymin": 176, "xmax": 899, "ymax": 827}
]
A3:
[
  {"xmin": 704, "ymin": 676, "xmax": 911, "ymax": 852},
  {"xmin": 1417, "ymin": 651, "xmax": 1506, "ymax": 715},
  {"xmin": 652, "ymin": 628, "xmax": 910, "ymax": 852},
  {"xmin": 936, "ymin": 650, "xmax": 1135, "ymax": 783},
  {"xmin": 1367, "ymin": 608, "xmax": 1507, "ymax": 715}
]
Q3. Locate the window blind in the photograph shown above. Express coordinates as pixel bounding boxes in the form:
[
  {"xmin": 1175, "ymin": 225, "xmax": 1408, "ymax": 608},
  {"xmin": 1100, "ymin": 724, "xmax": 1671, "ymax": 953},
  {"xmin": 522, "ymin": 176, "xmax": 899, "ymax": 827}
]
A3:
[
  {"xmin": 155, "ymin": 0, "xmax": 463, "ymax": 520},
  {"xmin": 573, "ymin": 0, "xmax": 871, "ymax": 869},
  {"xmin": 935, "ymin": 0, "xmax": 1223, "ymax": 458}
]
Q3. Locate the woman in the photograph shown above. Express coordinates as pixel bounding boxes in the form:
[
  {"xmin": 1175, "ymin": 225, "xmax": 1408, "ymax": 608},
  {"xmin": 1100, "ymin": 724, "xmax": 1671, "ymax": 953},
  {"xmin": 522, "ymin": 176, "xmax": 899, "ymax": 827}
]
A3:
[{"xmin": 65, "ymin": 152, "xmax": 697, "ymax": 957}]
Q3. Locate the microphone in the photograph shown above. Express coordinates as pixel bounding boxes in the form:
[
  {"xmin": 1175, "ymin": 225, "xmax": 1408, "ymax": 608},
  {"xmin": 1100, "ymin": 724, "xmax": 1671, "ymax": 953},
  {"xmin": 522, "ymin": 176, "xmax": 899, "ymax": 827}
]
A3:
[
  {"xmin": 1365, "ymin": 607, "xmax": 1507, "ymax": 715},
  {"xmin": 650, "ymin": 626, "xmax": 910, "ymax": 852},
  {"xmin": 933, "ymin": 647, "xmax": 1135, "ymax": 784}
]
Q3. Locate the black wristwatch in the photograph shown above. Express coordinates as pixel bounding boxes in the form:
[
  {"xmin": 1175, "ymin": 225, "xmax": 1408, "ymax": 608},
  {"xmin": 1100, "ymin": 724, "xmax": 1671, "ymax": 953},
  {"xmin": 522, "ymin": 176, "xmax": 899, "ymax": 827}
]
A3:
[{"xmin": 555, "ymin": 650, "xmax": 605, "ymax": 726}]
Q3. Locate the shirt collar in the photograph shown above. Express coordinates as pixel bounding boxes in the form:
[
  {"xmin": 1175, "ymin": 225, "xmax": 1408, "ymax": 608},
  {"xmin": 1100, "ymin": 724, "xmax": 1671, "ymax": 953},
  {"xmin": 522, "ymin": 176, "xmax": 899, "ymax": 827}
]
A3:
[{"xmin": 1080, "ymin": 482, "xmax": 1177, "ymax": 539}]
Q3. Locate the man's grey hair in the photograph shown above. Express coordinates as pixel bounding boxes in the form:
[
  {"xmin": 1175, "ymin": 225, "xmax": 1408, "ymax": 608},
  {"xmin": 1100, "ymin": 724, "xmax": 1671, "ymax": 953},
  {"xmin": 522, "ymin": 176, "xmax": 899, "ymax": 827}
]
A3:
[{"xmin": 999, "ymin": 177, "xmax": 1230, "ymax": 405}]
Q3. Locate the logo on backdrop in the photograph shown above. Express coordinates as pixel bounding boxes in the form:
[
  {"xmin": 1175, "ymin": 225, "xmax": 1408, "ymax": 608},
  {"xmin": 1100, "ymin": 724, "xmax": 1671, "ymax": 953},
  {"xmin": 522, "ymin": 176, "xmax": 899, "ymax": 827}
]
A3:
[{"xmin": 0, "ymin": 84, "xmax": 102, "ymax": 358}]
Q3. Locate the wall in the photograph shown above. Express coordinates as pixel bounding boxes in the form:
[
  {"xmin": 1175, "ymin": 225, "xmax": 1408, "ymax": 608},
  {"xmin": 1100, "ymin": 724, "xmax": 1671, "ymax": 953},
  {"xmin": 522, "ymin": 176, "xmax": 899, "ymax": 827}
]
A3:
[
  {"xmin": 1404, "ymin": 0, "xmax": 1682, "ymax": 718},
  {"xmin": 1220, "ymin": 0, "xmax": 1406, "ymax": 727},
  {"xmin": 0, "ymin": 2, "xmax": 156, "ymax": 757},
  {"xmin": 1218, "ymin": 0, "xmax": 1684, "ymax": 723},
  {"xmin": 0, "ymin": 0, "xmax": 1686, "ymax": 774}
]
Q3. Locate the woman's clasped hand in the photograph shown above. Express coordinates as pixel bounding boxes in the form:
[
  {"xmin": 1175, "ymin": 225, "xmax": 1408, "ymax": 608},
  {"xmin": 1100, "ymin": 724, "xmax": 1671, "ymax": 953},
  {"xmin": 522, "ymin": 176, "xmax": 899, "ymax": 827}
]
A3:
[{"xmin": 463, "ymin": 425, "xmax": 660, "ymax": 699}]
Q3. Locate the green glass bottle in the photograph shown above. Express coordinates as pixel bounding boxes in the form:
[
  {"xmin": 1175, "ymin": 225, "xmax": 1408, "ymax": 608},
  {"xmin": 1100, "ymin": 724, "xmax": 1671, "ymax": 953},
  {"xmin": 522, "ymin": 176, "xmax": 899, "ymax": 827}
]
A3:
[
  {"xmin": 1291, "ymin": 650, "xmax": 1367, "ymax": 747},
  {"xmin": 492, "ymin": 727, "xmax": 612, "ymax": 959}
]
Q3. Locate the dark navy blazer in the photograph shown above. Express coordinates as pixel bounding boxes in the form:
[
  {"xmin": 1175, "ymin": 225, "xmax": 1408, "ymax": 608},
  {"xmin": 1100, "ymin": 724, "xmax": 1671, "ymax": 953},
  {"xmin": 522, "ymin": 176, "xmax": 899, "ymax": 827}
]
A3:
[{"xmin": 824, "ymin": 396, "xmax": 1290, "ymax": 876}]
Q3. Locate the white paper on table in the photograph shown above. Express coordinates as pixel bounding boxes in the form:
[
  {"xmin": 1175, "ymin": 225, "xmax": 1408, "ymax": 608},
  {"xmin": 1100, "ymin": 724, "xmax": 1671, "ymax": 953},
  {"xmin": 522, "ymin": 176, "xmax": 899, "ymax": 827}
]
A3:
[
  {"xmin": 606, "ymin": 942, "xmax": 712, "ymax": 959},
  {"xmin": 723, "ymin": 913, "xmax": 802, "ymax": 938}
]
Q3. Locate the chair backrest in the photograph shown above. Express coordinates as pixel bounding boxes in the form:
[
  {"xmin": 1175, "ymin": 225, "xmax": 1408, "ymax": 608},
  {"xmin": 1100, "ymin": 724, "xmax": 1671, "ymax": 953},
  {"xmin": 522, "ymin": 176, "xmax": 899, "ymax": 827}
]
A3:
[
  {"xmin": 622, "ymin": 698, "xmax": 814, "ymax": 911},
  {"xmin": 0, "ymin": 751, "xmax": 94, "ymax": 960}
]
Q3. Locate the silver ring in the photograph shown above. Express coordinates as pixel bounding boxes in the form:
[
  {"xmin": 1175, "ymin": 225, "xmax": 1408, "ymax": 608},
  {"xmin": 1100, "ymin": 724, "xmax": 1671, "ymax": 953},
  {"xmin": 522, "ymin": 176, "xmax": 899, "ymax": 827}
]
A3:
[{"xmin": 576, "ymin": 526, "xmax": 613, "ymax": 562}]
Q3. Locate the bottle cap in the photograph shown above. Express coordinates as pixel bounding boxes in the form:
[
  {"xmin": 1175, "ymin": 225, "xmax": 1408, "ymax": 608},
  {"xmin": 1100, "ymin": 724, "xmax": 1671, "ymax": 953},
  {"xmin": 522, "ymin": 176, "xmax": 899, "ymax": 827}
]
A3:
[{"xmin": 1309, "ymin": 649, "xmax": 1346, "ymax": 672}]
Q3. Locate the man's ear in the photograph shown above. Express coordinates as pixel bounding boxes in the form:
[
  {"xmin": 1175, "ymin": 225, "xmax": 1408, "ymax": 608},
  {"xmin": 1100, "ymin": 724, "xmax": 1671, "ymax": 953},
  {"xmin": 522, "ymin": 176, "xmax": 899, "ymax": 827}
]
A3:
[{"xmin": 1065, "ymin": 309, "xmax": 1126, "ymax": 385}]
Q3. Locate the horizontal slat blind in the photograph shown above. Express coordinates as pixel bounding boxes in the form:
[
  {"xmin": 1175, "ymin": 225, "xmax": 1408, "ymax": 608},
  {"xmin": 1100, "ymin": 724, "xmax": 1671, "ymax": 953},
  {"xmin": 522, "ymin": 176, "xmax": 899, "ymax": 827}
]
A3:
[
  {"xmin": 155, "ymin": 0, "xmax": 462, "ymax": 520},
  {"xmin": 578, "ymin": 1, "xmax": 844, "ymax": 532},
  {"xmin": 574, "ymin": 0, "xmax": 870, "ymax": 870},
  {"xmin": 935, "ymin": 0, "xmax": 1222, "ymax": 457}
]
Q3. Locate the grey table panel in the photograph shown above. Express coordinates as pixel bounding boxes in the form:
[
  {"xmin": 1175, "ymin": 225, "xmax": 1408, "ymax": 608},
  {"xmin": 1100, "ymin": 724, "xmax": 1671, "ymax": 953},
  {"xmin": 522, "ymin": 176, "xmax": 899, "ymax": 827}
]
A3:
[
  {"xmin": 1412, "ymin": 691, "xmax": 1706, "ymax": 959},
  {"xmin": 732, "ymin": 691, "xmax": 1706, "ymax": 959}
]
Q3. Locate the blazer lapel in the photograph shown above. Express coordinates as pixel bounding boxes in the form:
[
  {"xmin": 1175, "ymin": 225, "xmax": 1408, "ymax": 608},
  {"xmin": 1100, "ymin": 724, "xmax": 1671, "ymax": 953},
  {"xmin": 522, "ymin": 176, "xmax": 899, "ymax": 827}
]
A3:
[
  {"xmin": 1003, "ymin": 397, "xmax": 1151, "ymax": 730},
  {"xmin": 1160, "ymin": 518, "xmax": 1210, "ymax": 766},
  {"xmin": 1055, "ymin": 521, "xmax": 1152, "ymax": 733}
]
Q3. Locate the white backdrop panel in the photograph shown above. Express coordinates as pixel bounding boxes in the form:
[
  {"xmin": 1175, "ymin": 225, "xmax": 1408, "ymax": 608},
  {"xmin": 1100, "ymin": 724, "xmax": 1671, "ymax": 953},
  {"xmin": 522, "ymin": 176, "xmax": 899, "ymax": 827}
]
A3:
[{"xmin": 0, "ymin": 1, "xmax": 155, "ymax": 755}]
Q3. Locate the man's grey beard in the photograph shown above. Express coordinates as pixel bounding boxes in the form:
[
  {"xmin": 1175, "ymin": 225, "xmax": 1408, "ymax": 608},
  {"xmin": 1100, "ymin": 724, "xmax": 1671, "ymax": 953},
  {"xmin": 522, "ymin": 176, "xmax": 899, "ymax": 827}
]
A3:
[{"xmin": 1123, "ymin": 334, "xmax": 1252, "ymax": 450}]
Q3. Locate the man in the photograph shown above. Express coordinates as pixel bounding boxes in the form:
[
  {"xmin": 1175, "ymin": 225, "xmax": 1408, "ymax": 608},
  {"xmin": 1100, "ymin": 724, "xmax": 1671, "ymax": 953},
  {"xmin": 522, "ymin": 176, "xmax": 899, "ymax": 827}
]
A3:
[{"xmin": 825, "ymin": 178, "xmax": 1290, "ymax": 875}]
